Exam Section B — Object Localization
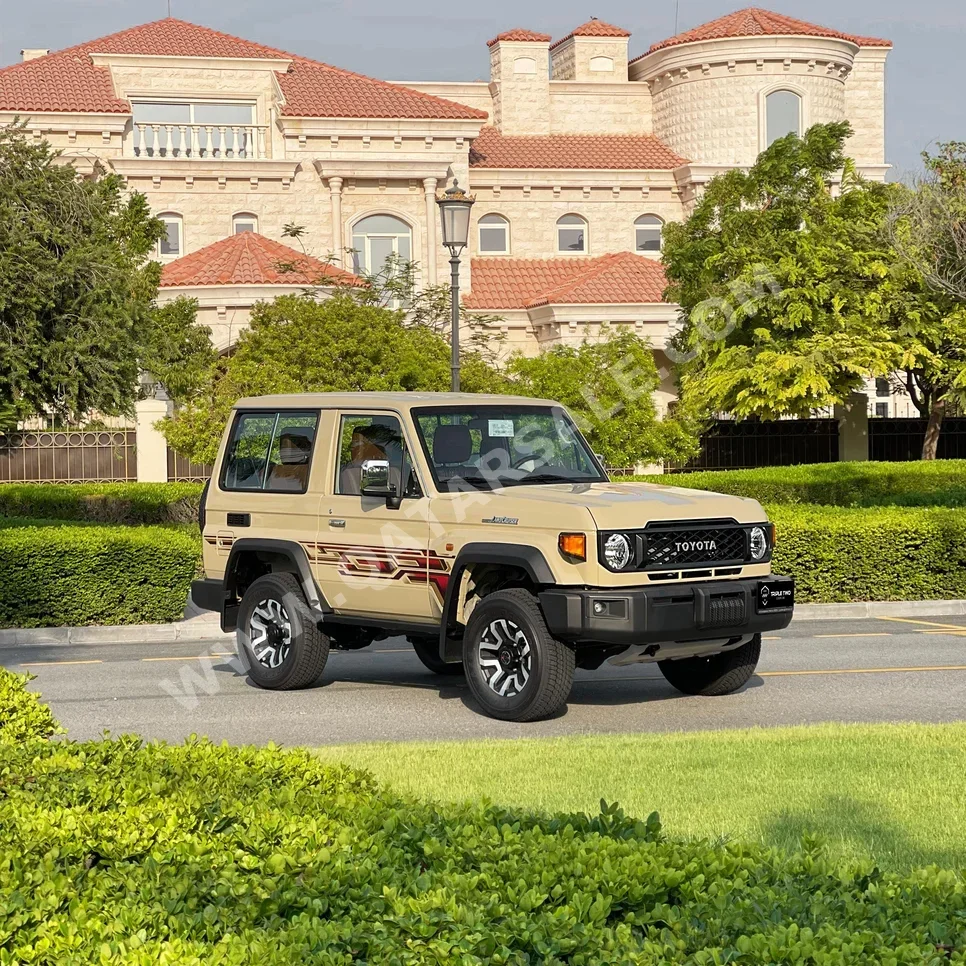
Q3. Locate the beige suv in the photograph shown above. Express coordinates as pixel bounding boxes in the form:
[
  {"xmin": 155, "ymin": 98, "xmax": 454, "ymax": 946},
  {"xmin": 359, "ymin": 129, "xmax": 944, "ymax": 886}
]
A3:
[{"xmin": 191, "ymin": 392, "xmax": 794, "ymax": 721}]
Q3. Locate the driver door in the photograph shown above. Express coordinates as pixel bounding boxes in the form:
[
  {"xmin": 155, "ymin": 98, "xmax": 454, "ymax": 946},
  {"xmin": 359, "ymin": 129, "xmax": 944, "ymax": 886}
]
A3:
[{"xmin": 318, "ymin": 411, "xmax": 436, "ymax": 621}]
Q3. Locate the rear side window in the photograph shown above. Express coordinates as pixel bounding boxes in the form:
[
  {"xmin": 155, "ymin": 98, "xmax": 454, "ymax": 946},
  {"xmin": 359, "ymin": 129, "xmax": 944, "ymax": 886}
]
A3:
[{"xmin": 220, "ymin": 411, "xmax": 319, "ymax": 492}]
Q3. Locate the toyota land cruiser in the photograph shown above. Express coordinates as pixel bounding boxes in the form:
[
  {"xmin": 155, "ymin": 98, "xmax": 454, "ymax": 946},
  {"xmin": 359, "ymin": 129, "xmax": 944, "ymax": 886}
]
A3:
[{"xmin": 191, "ymin": 392, "xmax": 794, "ymax": 721}]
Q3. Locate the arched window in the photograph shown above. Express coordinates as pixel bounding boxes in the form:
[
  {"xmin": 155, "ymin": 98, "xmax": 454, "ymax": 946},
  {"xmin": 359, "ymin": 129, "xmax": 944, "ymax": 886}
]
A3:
[
  {"xmin": 765, "ymin": 90, "xmax": 802, "ymax": 147},
  {"xmin": 634, "ymin": 214, "xmax": 664, "ymax": 253},
  {"xmin": 351, "ymin": 214, "xmax": 412, "ymax": 275},
  {"xmin": 478, "ymin": 213, "xmax": 509, "ymax": 254},
  {"xmin": 233, "ymin": 212, "xmax": 257, "ymax": 234},
  {"xmin": 157, "ymin": 212, "xmax": 183, "ymax": 258},
  {"xmin": 557, "ymin": 214, "xmax": 587, "ymax": 253}
]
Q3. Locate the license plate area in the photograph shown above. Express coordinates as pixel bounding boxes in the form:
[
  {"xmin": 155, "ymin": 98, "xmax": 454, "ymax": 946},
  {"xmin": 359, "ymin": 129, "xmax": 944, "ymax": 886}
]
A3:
[{"xmin": 757, "ymin": 578, "xmax": 795, "ymax": 612}]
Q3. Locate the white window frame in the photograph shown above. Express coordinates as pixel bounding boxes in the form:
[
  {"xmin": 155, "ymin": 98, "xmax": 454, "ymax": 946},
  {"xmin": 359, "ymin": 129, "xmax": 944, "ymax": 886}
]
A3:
[
  {"xmin": 232, "ymin": 212, "xmax": 258, "ymax": 234},
  {"xmin": 556, "ymin": 214, "xmax": 588, "ymax": 255},
  {"xmin": 131, "ymin": 97, "xmax": 257, "ymax": 126},
  {"xmin": 477, "ymin": 213, "xmax": 510, "ymax": 255},
  {"xmin": 157, "ymin": 212, "xmax": 183, "ymax": 260},
  {"xmin": 634, "ymin": 214, "xmax": 664, "ymax": 254},
  {"xmin": 759, "ymin": 85, "xmax": 807, "ymax": 151},
  {"xmin": 350, "ymin": 214, "xmax": 414, "ymax": 276}
]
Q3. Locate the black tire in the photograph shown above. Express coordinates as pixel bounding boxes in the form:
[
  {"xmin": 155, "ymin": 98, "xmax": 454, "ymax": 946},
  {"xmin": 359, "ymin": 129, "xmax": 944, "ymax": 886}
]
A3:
[
  {"xmin": 658, "ymin": 634, "xmax": 761, "ymax": 696},
  {"xmin": 236, "ymin": 573, "xmax": 329, "ymax": 690},
  {"xmin": 462, "ymin": 588, "xmax": 575, "ymax": 722},
  {"xmin": 409, "ymin": 635, "xmax": 464, "ymax": 676}
]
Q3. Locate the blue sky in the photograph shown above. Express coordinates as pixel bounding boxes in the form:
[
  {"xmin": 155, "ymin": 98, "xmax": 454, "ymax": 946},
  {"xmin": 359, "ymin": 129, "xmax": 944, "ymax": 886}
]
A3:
[{"xmin": 1, "ymin": 0, "xmax": 962, "ymax": 176}]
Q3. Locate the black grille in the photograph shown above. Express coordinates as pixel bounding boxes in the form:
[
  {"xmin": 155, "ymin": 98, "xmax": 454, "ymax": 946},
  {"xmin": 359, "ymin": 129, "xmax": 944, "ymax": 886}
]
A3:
[
  {"xmin": 706, "ymin": 594, "xmax": 747, "ymax": 628},
  {"xmin": 643, "ymin": 524, "xmax": 747, "ymax": 570}
]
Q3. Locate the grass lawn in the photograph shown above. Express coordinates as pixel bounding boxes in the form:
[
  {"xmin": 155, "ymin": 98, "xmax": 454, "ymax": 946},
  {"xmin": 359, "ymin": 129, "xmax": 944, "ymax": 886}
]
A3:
[{"xmin": 317, "ymin": 722, "xmax": 966, "ymax": 871}]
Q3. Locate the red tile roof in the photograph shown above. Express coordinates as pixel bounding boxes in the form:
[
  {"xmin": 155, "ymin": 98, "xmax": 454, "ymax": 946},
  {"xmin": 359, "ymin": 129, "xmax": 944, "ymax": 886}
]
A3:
[
  {"xmin": 551, "ymin": 19, "xmax": 631, "ymax": 50},
  {"xmin": 0, "ymin": 18, "xmax": 486, "ymax": 120},
  {"xmin": 487, "ymin": 29, "xmax": 553, "ymax": 47},
  {"xmin": 469, "ymin": 126, "xmax": 686, "ymax": 170},
  {"xmin": 159, "ymin": 232, "xmax": 363, "ymax": 288},
  {"xmin": 464, "ymin": 253, "xmax": 668, "ymax": 309},
  {"xmin": 642, "ymin": 7, "xmax": 892, "ymax": 56}
]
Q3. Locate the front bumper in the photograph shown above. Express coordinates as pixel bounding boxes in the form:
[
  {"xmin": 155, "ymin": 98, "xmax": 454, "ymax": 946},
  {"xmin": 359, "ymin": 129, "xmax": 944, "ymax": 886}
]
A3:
[{"xmin": 539, "ymin": 576, "xmax": 794, "ymax": 647}]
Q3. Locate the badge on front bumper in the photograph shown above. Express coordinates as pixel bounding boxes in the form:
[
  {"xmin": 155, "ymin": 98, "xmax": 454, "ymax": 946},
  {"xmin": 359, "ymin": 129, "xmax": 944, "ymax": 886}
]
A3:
[{"xmin": 757, "ymin": 578, "xmax": 795, "ymax": 611}]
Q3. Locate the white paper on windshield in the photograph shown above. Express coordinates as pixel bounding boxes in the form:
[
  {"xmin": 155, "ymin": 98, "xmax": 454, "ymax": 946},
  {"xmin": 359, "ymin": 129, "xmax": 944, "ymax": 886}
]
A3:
[{"xmin": 488, "ymin": 419, "xmax": 515, "ymax": 438}]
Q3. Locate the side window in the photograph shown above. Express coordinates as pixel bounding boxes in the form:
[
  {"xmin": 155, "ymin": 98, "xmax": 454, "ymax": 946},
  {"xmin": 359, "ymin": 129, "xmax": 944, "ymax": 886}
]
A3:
[
  {"xmin": 221, "ymin": 411, "xmax": 318, "ymax": 492},
  {"xmin": 336, "ymin": 414, "xmax": 420, "ymax": 498}
]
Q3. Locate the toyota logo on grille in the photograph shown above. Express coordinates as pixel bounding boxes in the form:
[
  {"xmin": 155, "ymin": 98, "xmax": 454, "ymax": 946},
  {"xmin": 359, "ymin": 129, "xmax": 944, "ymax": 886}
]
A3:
[{"xmin": 674, "ymin": 539, "xmax": 717, "ymax": 553}]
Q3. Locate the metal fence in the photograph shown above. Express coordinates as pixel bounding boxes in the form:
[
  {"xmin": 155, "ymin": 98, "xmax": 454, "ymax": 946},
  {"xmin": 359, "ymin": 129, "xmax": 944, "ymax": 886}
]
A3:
[
  {"xmin": 166, "ymin": 447, "xmax": 212, "ymax": 484},
  {"xmin": 0, "ymin": 431, "xmax": 137, "ymax": 483},
  {"xmin": 669, "ymin": 419, "xmax": 839, "ymax": 473},
  {"xmin": 869, "ymin": 418, "xmax": 966, "ymax": 462}
]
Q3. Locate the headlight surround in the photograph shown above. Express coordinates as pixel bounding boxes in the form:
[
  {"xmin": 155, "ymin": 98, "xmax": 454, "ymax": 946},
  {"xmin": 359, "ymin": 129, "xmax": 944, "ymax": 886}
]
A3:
[
  {"xmin": 749, "ymin": 525, "xmax": 769, "ymax": 561},
  {"xmin": 603, "ymin": 532, "xmax": 634, "ymax": 571}
]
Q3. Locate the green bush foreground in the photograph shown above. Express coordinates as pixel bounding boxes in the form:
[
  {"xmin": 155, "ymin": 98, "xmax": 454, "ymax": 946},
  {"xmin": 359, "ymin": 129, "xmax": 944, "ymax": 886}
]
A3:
[{"xmin": 1, "ymin": 669, "xmax": 964, "ymax": 965}]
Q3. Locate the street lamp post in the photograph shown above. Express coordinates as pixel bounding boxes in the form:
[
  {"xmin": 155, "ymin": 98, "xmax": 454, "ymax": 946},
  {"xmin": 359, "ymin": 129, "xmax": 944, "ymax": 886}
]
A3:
[{"xmin": 436, "ymin": 179, "xmax": 475, "ymax": 392}]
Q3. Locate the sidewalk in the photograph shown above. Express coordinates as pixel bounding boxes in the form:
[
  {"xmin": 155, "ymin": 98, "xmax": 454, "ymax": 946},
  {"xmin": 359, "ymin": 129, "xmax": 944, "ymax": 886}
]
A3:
[{"xmin": 1, "ymin": 598, "xmax": 965, "ymax": 648}]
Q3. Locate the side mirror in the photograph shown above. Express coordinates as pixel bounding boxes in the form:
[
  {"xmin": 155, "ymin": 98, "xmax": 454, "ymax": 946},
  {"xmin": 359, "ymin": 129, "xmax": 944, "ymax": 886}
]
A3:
[{"xmin": 360, "ymin": 458, "xmax": 390, "ymax": 494}]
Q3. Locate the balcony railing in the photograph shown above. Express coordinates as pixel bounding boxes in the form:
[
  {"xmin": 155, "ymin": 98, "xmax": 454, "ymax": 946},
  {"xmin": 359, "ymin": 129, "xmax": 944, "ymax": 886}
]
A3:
[{"xmin": 131, "ymin": 122, "xmax": 269, "ymax": 160}]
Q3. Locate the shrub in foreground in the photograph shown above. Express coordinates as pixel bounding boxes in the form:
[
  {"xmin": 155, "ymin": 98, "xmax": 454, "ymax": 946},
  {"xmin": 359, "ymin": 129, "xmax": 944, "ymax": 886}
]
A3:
[
  {"xmin": 0, "ymin": 482, "xmax": 204, "ymax": 525},
  {"xmin": 634, "ymin": 461, "xmax": 966, "ymax": 507},
  {"xmin": 0, "ymin": 668, "xmax": 61, "ymax": 742},
  {"xmin": 0, "ymin": 523, "xmax": 201, "ymax": 627},
  {"xmin": 771, "ymin": 505, "xmax": 966, "ymax": 602},
  {"xmin": 1, "ymin": 700, "xmax": 964, "ymax": 962}
]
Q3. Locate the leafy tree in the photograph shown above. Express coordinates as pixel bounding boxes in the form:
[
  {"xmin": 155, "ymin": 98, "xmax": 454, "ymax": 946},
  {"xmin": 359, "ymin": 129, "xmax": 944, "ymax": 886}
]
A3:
[
  {"xmin": 139, "ymin": 297, "xmax": 216, "ymax": 405},
  {"xmin": 504, "ymin": 329, "xmax": 700, "ymax": 469},
  {"xmin": 887, "ymin": 143, "xmax": 966, "ymax": 457},
  {"xmin": 0, "ymin": 122, "xmax": 198, "ymax": 426},
  {"xmin": 663, "ymin": 121, "xmax": 905, "ymax": 421},
  {"xmin": 162, "ymin": 292, "xmax": 503, "ymax": 464}
]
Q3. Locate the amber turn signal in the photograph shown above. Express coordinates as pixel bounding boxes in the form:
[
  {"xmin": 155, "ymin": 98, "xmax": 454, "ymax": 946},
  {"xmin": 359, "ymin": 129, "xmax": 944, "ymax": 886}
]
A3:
[
  {"xmin": 771, "ymin": 523, "xmax": 777, "ymax": 547},
  {"xmin": 558, "ymin": 532, "xmax": 587, "ymax": 561}
]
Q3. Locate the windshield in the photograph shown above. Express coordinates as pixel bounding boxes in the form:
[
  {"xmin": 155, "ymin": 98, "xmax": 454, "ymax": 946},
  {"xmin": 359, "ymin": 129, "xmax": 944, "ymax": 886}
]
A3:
[{"xmin": 412, "ymin": 405, "xmax": 607, "ymax": 490}]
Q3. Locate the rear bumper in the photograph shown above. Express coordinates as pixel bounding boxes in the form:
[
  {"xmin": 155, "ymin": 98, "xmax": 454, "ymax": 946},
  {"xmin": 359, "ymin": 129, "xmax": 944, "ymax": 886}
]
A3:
[{"xmin": 539, "ymin": 576, "xmax": 794, "ymax": 647}]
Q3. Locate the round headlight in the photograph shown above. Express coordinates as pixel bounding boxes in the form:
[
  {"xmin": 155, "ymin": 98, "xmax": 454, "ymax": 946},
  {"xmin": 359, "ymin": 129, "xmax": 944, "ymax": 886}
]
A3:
[
  {"xmin": 603, "ymin": 533, "xmax": 633, "ymax": 570},
  {"xmin": 749, "ymin": 525, "xmax": 768, "ymax": 561}
]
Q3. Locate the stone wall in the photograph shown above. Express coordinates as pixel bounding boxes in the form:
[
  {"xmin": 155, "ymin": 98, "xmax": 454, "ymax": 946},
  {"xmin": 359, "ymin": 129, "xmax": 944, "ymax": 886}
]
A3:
[
  {"xmin": 549, "ymin": 83, "xmax": 652, "ymax": 135},
  {"xmin": 844, "ymin": 49, "xmax": 888, "ymax": 168}
]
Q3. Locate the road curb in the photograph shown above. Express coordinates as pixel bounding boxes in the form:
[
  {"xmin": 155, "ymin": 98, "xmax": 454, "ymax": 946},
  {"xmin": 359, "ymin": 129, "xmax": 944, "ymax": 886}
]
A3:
[{"xmin": 2, "ymin": 598, "xmax": 965, "ymax": 647}]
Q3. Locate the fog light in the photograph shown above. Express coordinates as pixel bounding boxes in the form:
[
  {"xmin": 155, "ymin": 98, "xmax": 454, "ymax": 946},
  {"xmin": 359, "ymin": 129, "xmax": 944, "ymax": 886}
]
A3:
[{"xmin": 593, "ymin": 601, "xmax": 605, "ymax": 615}]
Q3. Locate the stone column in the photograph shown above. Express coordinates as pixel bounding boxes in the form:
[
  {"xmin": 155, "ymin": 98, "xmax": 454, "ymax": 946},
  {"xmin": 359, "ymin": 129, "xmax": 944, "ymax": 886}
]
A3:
[
  {"xmin": 834, "ymin": 391, "xmax": 869, "ymax": 462},
  {"xmin": 135, "ymin": 397, "xmax": 169, "ymax": 483},
  {"xmin": 328, "ymin": 176, "xmax": 344, "ymax": 266},
  {"xmin": 423, "ymin": 177, "xmax": 439, "ymax": 285}
]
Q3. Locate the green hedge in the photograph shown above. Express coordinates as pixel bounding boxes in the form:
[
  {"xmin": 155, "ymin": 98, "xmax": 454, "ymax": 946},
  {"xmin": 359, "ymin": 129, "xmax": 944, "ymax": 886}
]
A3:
[
  {"xmin": 0, "ymin": 482, "xmax": 204, "ymax": 525},
  {"xmin": 0, "ymin": 522, "xmax": 202, "ymax": 627},
  {"xmin": 0, "ymin": 668, "xmax": 62, "ymax": 742},
  {"xmin": 631, "ymin": 461, "xmax": 966, "ymax": 507},
  {"xmin": 1, "ymin": 708, "xmax": 964, "ymax": 962},
  {"xmin": 771, "ymin": 505, "xmax": 966, "ymax": 602}
]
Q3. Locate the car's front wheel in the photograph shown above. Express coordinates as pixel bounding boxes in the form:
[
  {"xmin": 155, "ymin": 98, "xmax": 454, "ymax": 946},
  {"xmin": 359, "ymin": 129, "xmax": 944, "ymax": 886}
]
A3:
[
  {"xmin": 658, "ymin": 634, "xmax": 761, "ymax": 696},
  {"xmin": 236, "ymin": 573, "xmax": 329, "ymax": 690},
  {"xmin": 463, "ymin": 589, "xmax": 575, "ymax": 722}
]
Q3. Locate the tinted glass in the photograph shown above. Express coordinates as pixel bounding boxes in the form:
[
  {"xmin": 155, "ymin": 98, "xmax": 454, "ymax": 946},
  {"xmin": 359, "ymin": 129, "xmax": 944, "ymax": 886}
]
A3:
[
  {"xmin": 159, "ymin": 219, "xmax": 181, "ymax": 256},
  {"xmin": 558, "ymin": 227, "xmax": 585, "ymax": 252},
  {"xmin": 766, "ymin": 90, "xmax": 802, "ymax": 146},
  {"xmin": 336, "ymin": 414, "xmax": 420, "ymax": 498},
  {"xmin": 221, "ymin": 411, "xmax": 318, "ymax": 492}
]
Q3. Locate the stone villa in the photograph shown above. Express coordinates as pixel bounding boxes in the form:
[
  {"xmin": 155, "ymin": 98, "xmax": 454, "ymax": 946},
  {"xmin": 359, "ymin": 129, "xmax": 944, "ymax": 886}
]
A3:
[{"xmin": 1, "ymin": 8, "xmax": 894, "ymax": 415}]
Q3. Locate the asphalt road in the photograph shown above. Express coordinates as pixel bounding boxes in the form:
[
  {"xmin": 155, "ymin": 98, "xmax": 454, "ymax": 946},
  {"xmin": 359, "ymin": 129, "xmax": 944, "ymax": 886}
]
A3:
[{"xmin": 3, "ymin": 614, "xmax": 966, "ymax": 745}]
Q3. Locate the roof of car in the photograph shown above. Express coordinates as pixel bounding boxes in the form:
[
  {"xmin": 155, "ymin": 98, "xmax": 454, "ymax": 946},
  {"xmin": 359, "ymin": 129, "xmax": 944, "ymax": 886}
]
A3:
[{"xmin": 233, "ymin": 392, "xmax": 562, "ymax": 410}]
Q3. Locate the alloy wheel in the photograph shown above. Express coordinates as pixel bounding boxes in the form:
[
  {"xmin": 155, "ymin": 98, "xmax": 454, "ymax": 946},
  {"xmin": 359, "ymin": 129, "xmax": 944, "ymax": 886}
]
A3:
[
  {"xmin": 478, "ymin": 618, "xmax": 532, "ymax": 698},
  {"xmin": 248, "ymin": 598, "xmax": 293, "ymax": 669}
]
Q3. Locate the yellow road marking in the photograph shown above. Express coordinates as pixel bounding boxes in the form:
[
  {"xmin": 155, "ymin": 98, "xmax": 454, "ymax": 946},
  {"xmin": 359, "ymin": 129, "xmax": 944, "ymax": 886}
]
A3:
[
  {"xmin": 19, "ymin": 659, "xmax": 102, "ymax": 667},
  {"xmin": 924, "ymin": 629, "xmax": 966, "ymax": 635},
  {"xmin": 814, "ymin": 633, "xmax": 892, "ymax": 639},
  {"xmin": 141, "ymin": 655, "xmax": 223, "ymax": 663},
  {"xmin": 878, "ymin": 616, "xmax": 966, "ymax": 631},
  {"xmin": 763, "ymin": 636, "xmax": 782, "ymax": 640},
  {"xmin": 760, "ymin": 665, "xmax": 966, "ymax": 678}
]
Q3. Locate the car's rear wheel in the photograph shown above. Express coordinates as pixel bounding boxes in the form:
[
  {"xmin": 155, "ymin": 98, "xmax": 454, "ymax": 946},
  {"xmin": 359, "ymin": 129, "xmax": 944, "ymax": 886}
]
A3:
[
  {"xmin": 658, "ymin": 634, "xmax": 761, "ymax": 696},
  {"xmin": 236, "ymin": 573, "xmax": 329, "ymax": 690},
  {"xmin": 409, "ymin": 636, "xmax": 464, "ymax": 675},
  {"xmin": 463, "ymin": 589, "xmax": 575, "ymax": 722}
]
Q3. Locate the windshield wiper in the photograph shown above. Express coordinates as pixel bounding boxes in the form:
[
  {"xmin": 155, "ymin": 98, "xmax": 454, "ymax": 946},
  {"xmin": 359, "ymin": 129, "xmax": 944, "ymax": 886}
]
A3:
[{"xmin": 507, "ymin": 472, "xmax": 585, "ymax": 486}]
